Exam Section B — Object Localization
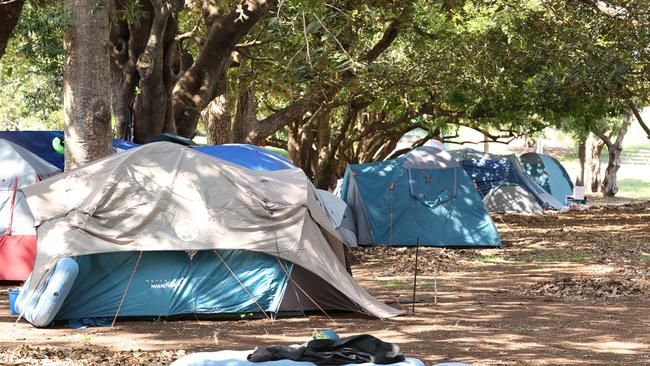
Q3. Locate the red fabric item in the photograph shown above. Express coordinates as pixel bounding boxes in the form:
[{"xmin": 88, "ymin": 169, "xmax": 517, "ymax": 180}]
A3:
[{"xmin": 0, "ymin": 234, "xmax": 36, "ymax": 281}]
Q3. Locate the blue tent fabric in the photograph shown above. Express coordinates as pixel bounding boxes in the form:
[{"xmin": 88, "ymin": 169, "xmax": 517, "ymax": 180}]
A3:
[
  {"xmin": 194, "ymin": 145, "xmax": 294, "ymax": 171},
  {"xmin": 55, "ymin": 250, "xmax": 293, "ymax": 321},
  {"xmin": 0, "ymin": 131, "xmax": 138, "ymax": 170},
  {"xmin": 340, "ymin": 147, "xmax": 501, "ymax": 247},
  {"xmin": 449, "ymin": 148, "xmax": 565, "ymax": 210},
  {"xmin": 520, "ymin": 152, "xmax": 573, "ymax": 204}
]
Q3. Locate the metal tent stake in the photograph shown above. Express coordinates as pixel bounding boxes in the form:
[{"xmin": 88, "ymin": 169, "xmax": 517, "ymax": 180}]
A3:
[{"xmin": 412, "ymin": 238, "xmax": 420, "ymax": 314}]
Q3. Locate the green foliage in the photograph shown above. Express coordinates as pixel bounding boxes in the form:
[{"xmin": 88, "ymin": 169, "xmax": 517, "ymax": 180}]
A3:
[
  {"xmin": 113, "ymin": 0, "xmax": 149, "ymax": 23},
  {"xmin": 0, "ymin": 2, "xmax": 65, "ymax": 130},
  {"xmin": 2, "ymin": 0, "xmax": 650, "ymax": 148}
]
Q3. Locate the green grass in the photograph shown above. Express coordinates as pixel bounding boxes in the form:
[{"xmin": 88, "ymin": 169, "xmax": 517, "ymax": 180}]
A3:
[
  {"xmin": 641, "ymin": 255, "xmax": 650, "ymax": 262},
  {"xmin": 385, "ymin": 279, "xmax": 412, "ymax": 289},
  {"xmin": 559, "ymin": 143, "xmax": 650, "ymax": 163},
  {"xmin": 477, "ymin": 254, "xmax": 505, "ymax": 263},
  {"xmin": 622, "ymin": 143, "xmax": 650, "ymax": 155},
  {"xmin": 617, "ymin": 178, "xmax": 650, "ymax": 198}
]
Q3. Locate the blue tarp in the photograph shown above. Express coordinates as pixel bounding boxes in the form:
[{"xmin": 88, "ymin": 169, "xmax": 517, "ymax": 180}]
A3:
[
  {"xmin": 194, "ymin": 145, "xmax": 294, "ymax": 171},
  {"xmin": 520, "ymin": 152, "xmax": 573, "ymax": 204},
  {"xmin": 340, "ymin": 148, "xmax": 501, "ymax": 247},
  {"xmin": 55, "ymin": 250, "xmax": 293, "ymax": 321},
  {"xmin": 0, "ymin": 131, "xmax": 138, "ymax": 170}
]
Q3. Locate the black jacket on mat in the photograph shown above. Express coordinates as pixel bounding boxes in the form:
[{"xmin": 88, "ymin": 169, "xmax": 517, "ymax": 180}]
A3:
[{"xmin": 247, "ymin": 334, "xmax": 406, "ymax": 365}]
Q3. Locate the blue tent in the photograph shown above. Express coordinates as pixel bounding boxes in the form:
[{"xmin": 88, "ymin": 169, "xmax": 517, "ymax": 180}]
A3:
[
  {"xmin": 0, "ymin": 131, "xmax": 137, "ymax": 170},
  {"xmin": 339, "ymin": 147, "xmax": 501, "ymax": 247},
  {"xmin": 194, "ymin": 144, "xmax": 294, "ymax": 171},
  {"xmin": 53, "ymin": 251, "xmax": 294, "ymax": 321},
  {"xmin": 520, "ymin": 152, "xmax": 573, "ymax": 204},
  {"xmin": 449, "ymin": 148, "xmax": 564, "ymax": 210}
]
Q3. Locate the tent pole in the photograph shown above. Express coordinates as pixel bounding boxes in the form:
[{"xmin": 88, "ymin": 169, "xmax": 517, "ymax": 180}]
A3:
[
  {"xmin": 213, "ymin": 250, "xmax": 272, "ymax": 321},
  {"xmin": 112, "ymin": 251, "xmax": 143, "ymax": 327},
  {"xmin": 412, "ymin": 238, "xmax": 419, "ymax": 314}
]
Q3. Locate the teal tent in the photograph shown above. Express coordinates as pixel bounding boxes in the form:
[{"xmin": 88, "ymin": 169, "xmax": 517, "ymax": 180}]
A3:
[
  {"xmin": 520, "ymin": 152, "xmax": 573, "ymax": 204},
  {"xmin": 339, "ymin": 147, "xmax": 501, "ymax": 247}
]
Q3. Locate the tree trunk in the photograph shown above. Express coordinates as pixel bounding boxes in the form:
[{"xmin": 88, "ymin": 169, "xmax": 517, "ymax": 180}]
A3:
[
  {"xmin": 0, "ymin": 0, "xmax": 24, "ymax": 59},
  {"xmin": 109, "ymin": 0, "xmax": 151, "ymax": 141},
  {"xmin": 587, "ymin": 133, "xmax": 605, "ymax": 192},
  {"xmin": 232, "ymin": 63, "xmax": 258, "ymax": 143},
  {"xmin": 201, "ymin": 79, "xmax": 231, "ymax": 145},
  {"xmin": 132, "ymin": 0, "xmax": 180, "ymax": 143},
  {"xmin": 600, "ymin": 110, "xmax": 632, "ymax": 197},
  {"xmin": 173, "ymin": 0, "xmax": 275, "ymax": 138},
  {"xmin": 63, "ymin": 0, "xmax": 113, "ymax": 170},
  {"xmin": 576, "ymin": 137, "xmax": 586, "ymax": 187}
]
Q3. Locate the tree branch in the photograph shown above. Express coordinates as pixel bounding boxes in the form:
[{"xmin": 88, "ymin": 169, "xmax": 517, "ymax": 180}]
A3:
[
  {"xmin": 574, "ymin": 0, "xmax": 640, "ymax": 27},
  {"xmin": 629, "ymin": 101, "xmax": 650, "ymax": 139}
]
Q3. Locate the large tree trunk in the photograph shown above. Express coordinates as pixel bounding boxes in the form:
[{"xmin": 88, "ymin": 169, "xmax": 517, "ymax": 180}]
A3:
[
  {"xmin": 109, "ymin": 0, "xmax": 150, "ymax": 141},
  {"xmin": 0, "ymin": 0, "xmax": 24, "ymax": 59},
  {"xmin": 599, "ymin": 110, "xmax": 632, "ymax": 197},
  {"xmin": 63, "ymin": 0, "xmax": 113, "ymax": 170},
  {"xmin": 132, "ymin": 0, "xmax": 181, "ymax": 143},
  {"xmin": 587, "ymin": 133, "xmax": 605, "ymax": 192}
]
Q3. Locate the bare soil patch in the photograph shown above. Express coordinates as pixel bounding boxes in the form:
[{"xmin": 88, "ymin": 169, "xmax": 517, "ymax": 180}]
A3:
[{"xmin": 2, "ymin": 200, "xmax": 650, "ymax": 365}]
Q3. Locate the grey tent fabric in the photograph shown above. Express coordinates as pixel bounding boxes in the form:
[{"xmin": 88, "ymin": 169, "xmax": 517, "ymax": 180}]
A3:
[
  {"xmin": 0, "ymin": 139, "xmax": 60, "ymax": 186},
  {"xmin": 315, "ymin": 189, "xmax": 358, "ymax": 247},
  {"xmin": 402, "ymin": 146, "xmax": 459, "ymax": 169},
  {"xmin": 22, "ymin": 142, "xmax": 402, "ymax": 319},
  {"xmin": 0, "ymin": 139, "xmax": 61, "ymax": 234},
  {"xmin": 483, "ymin": 184, "xmax": 544, "ymax": 214}
]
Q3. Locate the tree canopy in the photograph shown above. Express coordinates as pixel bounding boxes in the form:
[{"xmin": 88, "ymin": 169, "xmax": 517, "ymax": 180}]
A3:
[{"xmin": 1, "ymin": 0, "xmax": 649, "ymax": 187}]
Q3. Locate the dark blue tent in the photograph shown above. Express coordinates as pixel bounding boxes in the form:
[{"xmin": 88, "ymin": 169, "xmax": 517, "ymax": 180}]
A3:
[
  {"xmin": 0, "ymin": 131, "xmax": 137, "ymax": 170},
  {"xmin": 448, "ymin": 148, "xmax": 564, "ymax": 210}
]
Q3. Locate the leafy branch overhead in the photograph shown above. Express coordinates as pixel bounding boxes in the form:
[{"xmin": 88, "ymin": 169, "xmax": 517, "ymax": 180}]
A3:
[{"xmin": 1, "ymin": 0, "xmax": 649, "ymax": 187}]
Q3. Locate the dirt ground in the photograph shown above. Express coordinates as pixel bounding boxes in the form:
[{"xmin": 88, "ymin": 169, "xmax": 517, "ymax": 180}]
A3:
[{"xmin": 1, "ymin": 200, "xmax": 649, "ymax": 365}]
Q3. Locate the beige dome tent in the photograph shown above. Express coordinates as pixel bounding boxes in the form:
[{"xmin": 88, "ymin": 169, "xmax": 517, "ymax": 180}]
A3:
[
  {"xmin": 483, "ymin": 183, "xmax": 544, "ymax": 214},
  {"xmin": 21, "ymin": 142, "xmax": 401, "ymax": 319}
]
